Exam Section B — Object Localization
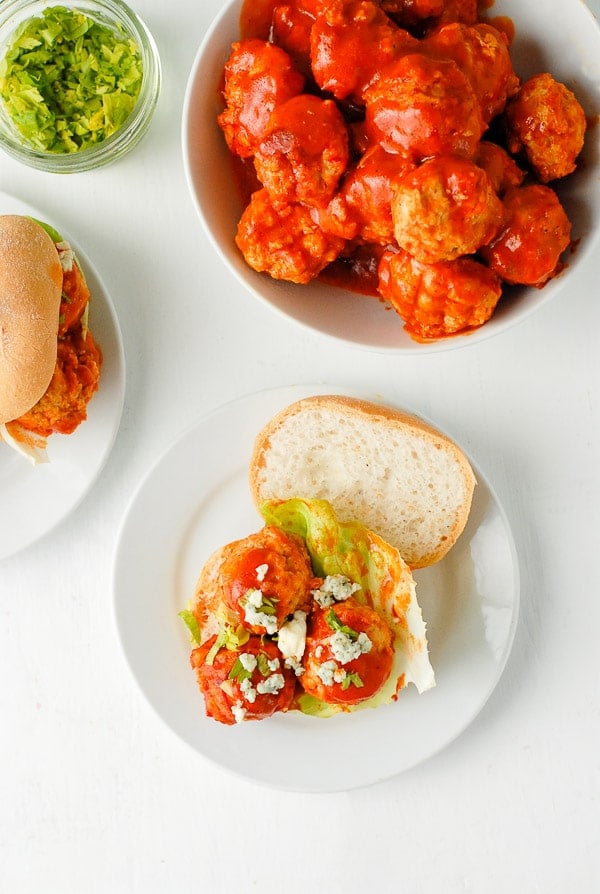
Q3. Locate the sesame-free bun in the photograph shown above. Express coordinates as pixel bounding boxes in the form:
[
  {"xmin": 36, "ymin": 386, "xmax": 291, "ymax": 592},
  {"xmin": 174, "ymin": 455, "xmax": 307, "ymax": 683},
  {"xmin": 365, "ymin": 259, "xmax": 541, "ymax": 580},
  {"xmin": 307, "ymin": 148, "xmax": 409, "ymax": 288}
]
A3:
[
  {"xmin": 0, "ymin": 215, "xmax": 63, "ymax": 424},
  {"xmin": 250, "ymin": 395, "xmax": 476, "ymax": 569}
]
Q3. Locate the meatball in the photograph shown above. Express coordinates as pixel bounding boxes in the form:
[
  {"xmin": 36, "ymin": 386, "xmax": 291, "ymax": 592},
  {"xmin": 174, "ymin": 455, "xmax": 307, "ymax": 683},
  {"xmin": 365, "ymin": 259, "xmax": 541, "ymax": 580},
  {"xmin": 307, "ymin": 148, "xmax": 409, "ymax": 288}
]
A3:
[
  {"xmin": 17, "ymin": 326, "xmax": 102, "ymax": 436},
  {"xmin": 219, "ymin": 525, "xmax": 316, "ymax": 634},
  {"xmin": 254, "ymin": 94, "xmax": 350, "ymax": 207},
  {"xmin": 436, "ymin": 0, "xmax": 478, "ymax": 26},
  {"xmin": 217, "ymin": 39, "xmax": 304, "ymax": 158},
  {"xmin": 236, "ymin": 188, "xmax": 346, "ymax": 283},
  {"xmin": 422, "ymin": 23, "xmax": 520, "ymax": 123},
  {"xmin": 479, "ymin": 184, "xmax": 572, "ymax": 286},
  {"xmin": 505, "ymin": 73, "xmax": 587, "ymax": 182},
  {"xmin": 310, "ymin": 0, "xmax": 418, "ymax": 103},
  {"xmin": 378, "ymin": 248, "xmax": 503, "ymax": 340},
  {"xmin": 191, "ymin": 636, "xmax": 296, "ymax": 724},
  {"xmin": 391, "ymin": 156, "xmax": 503, "ymax": 264},
  {"xmin": 364, "ymin": 53, "xmax": 485, "ymax": 161},
  {"xmin": 474, "ymin": 141, "xmax": 525, "ymax": 195},
  {"xmin": 301, "ymin": 601, "xmax": 394, "ymax": 706},
  {"xmin": 271, "ymin": 4, "xmax": 316, "ymax": 77},
  {"xmin": 341, "ymin": 145, "xmax": 416, "ymax": 245},
  {"xmin": 379, "ymin": 1, "xmax": 444, "ymax": 32}
]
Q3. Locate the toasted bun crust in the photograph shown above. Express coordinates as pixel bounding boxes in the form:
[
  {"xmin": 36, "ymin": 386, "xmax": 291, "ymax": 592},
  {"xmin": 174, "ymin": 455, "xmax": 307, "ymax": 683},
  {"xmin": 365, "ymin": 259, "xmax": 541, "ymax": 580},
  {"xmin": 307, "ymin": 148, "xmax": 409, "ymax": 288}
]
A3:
[
  {"xmin": 249, "ymin": 395, "xmax": 476, "ymax": 568},
  {"xmin": 0, "ymin": 215, "xmax": 63, "ymax": 424}
]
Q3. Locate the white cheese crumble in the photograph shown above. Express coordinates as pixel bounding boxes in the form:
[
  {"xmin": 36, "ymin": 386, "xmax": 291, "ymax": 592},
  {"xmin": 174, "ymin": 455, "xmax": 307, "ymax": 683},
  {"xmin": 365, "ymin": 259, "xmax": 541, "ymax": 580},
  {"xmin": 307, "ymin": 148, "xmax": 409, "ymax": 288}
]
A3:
[
  {"xmin": 316, "ymin": 660, "xmax": 347, "ymax": 687},
  {"xmin": 240, "ymin": 677, "xmax": 257, "ymax": 703},
  {"xmin": 256, "ymin": 673, "xmax": 285, "ymax": 695},
  {"xmin": 329, "ymin": 630, "xmax": 372, "ymax": 665},
  {"xmin": 284, "ymin": 657, "xmax": 304, "ymax": 677},
  {"xmin": 231, "ymin": 701, "xmax": 247, "ymax": 723},
  {"xmin": 267, "ymin": 657, "xmax": 280, "ymax": 672},
  {"xmin": 56, "ymin": 241, "xmax": 74, "ymax": 272},
  {"xmin": 255, "ymin": 563, "xmax": 268, "ymax": 582},
  {"xmin": 239, "ymin": 652, "xmax": 257, "ymax": 673},
  {"xmin": 312, "ymin": 574, "xmax": 361, "ymax": 608},
  {"xmin": 278, "ymin": 611, "xmax": 306, "ymax": 657},
  {"xmin": 243, "ymin": 588, "xmax": 278, "ymax": 635}
]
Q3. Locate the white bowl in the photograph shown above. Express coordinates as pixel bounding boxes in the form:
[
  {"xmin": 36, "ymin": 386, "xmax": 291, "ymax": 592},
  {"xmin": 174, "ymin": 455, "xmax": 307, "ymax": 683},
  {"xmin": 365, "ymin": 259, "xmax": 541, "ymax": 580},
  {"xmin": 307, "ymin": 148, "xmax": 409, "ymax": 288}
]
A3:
[{"xmin": 182, "ymin": 0, "xmax": 600, "ymax": 354}]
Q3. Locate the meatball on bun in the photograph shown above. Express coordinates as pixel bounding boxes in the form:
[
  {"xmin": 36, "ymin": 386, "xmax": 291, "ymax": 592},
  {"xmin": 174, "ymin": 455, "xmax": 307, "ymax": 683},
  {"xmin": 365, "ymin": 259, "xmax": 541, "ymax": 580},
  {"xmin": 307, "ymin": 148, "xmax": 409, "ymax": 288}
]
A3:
[
  {"xmin": 0, "ymin": 215, "xmax": 101, "ymax": 464},
  {"xmin": 180, "ymin": 395, "xmax": 476, "ymax": 726},
  {"xmin": 180, "ymin": 498, "xmax": 435, "ymax": 725}
]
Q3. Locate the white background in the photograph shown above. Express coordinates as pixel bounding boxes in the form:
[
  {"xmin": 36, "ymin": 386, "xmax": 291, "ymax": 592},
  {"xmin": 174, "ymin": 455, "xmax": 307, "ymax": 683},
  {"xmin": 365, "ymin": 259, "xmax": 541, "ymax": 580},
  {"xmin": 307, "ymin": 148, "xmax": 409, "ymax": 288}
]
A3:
[{"xmin": 1, "ymin": 1, "xmax": 599, "ymax": 891}]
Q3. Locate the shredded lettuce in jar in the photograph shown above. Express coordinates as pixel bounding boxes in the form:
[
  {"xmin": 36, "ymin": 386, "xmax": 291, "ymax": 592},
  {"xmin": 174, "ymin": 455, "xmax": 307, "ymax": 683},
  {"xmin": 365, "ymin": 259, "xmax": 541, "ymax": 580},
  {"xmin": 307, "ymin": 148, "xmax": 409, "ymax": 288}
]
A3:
[{"xmin": 0, "ymin": 5, "xmax": 143, "ymax": 153}]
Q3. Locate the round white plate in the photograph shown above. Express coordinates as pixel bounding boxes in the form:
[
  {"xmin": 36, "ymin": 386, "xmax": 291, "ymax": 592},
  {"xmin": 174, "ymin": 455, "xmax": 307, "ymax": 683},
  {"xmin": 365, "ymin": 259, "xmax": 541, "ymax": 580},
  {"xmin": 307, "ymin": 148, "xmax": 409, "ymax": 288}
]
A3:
[
  {"xmin": 0, "ymin": 192, "xmax": 126, "ymax": 561},
  {"xmin": 113, "ymin": 385, "xmax": 519, "ymax": 792}
]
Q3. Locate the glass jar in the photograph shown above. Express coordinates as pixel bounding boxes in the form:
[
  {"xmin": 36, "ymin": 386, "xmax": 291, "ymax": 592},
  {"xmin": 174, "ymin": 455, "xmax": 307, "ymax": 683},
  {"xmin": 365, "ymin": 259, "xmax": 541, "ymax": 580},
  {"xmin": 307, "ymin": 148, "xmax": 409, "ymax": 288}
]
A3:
[{"xmin": 0, "ymin": 0, "xmax": 161, "ymax": 172}]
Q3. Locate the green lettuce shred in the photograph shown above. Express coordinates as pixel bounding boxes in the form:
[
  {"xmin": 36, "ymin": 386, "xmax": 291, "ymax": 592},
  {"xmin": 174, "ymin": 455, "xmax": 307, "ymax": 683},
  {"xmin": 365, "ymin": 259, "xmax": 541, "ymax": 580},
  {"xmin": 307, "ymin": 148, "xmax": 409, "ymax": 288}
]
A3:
[
  {"xmin": 28, "ymin": 217, "xmax": 63, "ymax": 243},
  {"xmin": 178, "ymin": 609, "xmax": 201, "ymax": 646},
  {"xmin": 260, "ymin": 497, "xmax": 388, "ymax": 602},
  {"xmin": 0, "ymin": 6, "xmax": 143, "ymax": 153}
]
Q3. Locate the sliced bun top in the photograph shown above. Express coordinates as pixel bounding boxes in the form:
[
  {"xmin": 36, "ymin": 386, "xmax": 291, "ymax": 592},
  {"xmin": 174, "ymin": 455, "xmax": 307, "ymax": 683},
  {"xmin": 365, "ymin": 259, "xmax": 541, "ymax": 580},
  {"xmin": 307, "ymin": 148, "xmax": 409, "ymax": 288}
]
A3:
[
  {"xmin": 249, "ymin": 395, "xmax": 476, "ymax": 569},
  {"xmin": 0, "ymin": 215, "xmax": 63, "ymax": 424}
]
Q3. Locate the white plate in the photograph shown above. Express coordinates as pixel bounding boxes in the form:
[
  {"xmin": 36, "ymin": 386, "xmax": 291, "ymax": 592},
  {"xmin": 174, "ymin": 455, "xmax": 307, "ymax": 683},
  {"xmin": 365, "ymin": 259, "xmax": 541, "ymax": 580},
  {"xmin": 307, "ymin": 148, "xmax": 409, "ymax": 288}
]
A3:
[
  {"xmin": 113, "ymin": 385, "xmax": 519, "ymax": 792},
  {"xmin": 182, "ymin": 0, "xmax": 600, "ymax": 353},
  {"xmin": 0, "ymin": 192, "xmax": 126, "ymax": 561}
]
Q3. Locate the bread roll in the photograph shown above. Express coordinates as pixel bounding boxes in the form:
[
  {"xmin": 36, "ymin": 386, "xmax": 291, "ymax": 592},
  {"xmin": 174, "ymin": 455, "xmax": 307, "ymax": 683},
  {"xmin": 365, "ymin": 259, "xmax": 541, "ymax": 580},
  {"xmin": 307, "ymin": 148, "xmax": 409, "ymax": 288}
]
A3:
[
  {"xmin": 250, "ymin": 395, "xmax": 476, "ymax": 568},
  {"xmin": 0, "ymin": 215, "xmax": 63, "ymax": 424}
]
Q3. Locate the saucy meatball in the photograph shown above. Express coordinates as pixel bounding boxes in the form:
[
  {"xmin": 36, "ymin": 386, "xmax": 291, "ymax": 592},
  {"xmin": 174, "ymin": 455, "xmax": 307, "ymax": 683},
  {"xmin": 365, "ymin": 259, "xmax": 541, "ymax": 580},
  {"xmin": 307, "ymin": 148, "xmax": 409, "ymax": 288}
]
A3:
[
  {"xmin": 236, "ymin": 188, "xmax": 346, "ymax": 283},
  {"xmin": 341, "ymin": 145, "xmax": 415, "ymax": 245},
  {"xmin": 191, "ymin": 636, "xmax": 296, "ymax": 725},
  {"xmin": 378, "ymin": 248, "xmax": 503, "ymax": 340},
  {"xmin": 422, "ymin": 23, "xmax": 520, "ymax": 123},
  {"xmin": 17, "ymin": 326, "xmax": 102, "ymax": 437},
  {"xmin": 254, "ymin": 94, "xmax": 350, "ymax": 207},
  {"xmin": 364, "ymin": 53, "xmax": 485, "ymax": 161},
  {"xmin": 310, "ymin": 0, "xmax": 417, "ymax": 103},
  {"xmin": 436, "ymin": 0, "xmax": 478, "ymax": 26},
  {"xmin": 474, "ymin": 141, "xmax": 525, "ymax": 196},
  {"xmin": 479, "ymin": 184, "xmax": 572, "ymax": 286},
  {"xmin": 219, "ymin": 525, "xmax": 316, "ymax": 634},
  {"xmin": 271, "ymin": 4, "xmax": 316, "ymax": 77},
  {"xmin": 391, "ymin": 155, "xmax": 503, "ymax": 264},
  {"xmin": 379, "ymin": 0, "xmax": 444, "ymax": 32},
  {"xmin": 218, "ymin": 39, "xmax": 304, "ymax": 158},
  {"xmin": 301, "ymin": 601, "xmax": 394, "ymax": 706},
  {"xmin": 505, "ymin": 73, "xmax": 587, "ymax": 183}
]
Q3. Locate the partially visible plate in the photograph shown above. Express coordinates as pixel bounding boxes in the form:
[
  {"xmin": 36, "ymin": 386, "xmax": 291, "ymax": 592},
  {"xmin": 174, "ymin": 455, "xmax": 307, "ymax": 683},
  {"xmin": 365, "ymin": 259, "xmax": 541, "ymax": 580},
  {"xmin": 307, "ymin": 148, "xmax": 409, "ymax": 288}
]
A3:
[
  {"xmin": 0, "ymin": 192, "xmax": 126, "ymax": 561},
  {"xmin": 113, "ymin": 385, "xmax": 519, "ymax": 792}
]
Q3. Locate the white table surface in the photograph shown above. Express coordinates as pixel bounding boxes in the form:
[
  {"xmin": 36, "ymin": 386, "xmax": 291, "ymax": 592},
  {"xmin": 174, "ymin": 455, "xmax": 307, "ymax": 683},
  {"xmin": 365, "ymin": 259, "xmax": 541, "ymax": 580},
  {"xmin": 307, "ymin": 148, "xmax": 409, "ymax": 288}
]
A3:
[{"xmin": 1, "ymin": 1, "xmax": 599, "ymax": 891}]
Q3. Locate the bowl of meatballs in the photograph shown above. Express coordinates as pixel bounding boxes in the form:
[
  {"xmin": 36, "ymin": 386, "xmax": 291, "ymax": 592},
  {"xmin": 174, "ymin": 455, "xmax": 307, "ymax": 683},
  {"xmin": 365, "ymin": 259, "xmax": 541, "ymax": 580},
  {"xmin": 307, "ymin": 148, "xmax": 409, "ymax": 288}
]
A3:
[{"xmin": 182, "ymin": 0, "xmax": 600, "ymax": 352}]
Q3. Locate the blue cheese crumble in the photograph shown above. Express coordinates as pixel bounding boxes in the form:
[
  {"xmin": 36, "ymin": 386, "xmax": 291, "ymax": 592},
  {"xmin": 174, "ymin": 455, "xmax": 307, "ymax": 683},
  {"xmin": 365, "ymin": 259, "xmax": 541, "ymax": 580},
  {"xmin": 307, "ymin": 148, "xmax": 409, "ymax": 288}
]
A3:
[
  {"xmin": 256, "ymin": 673, "xmax": 285, "ymax": 695},
  {"xmin": 231, "ymin": 701, "xmax": 247, "ymax": 723},
  {"xmin": 316, "ymin": 660, "xmax": 347, "ymax": 686},
  {"xmin": 243, "ymin": 588, "xmax": 278, "ymax": 634},
  {"xmin": 255, "ymin": 563, "xmax": 269, "ymax": 582},
  {"xmin": 312, "ymin": 574, "xmax": 361, "ymax": 608},
  {"xmin": 240, "ymin": 677, "xmax": 257, "ymax": 703},
  {"xmin": 330, "ymin": 630, "xmax": 372, "ymax": 664},
  {"xmin": 239, "ymin": 652, "xmax": 258, "ymax": 673}
]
